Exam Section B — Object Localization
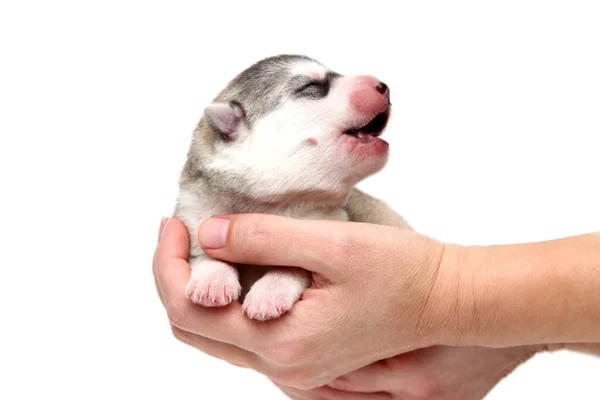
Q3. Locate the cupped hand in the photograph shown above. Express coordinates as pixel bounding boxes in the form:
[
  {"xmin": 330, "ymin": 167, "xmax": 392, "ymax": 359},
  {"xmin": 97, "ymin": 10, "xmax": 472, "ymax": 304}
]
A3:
[
  {"xmin": 153, "ymin": 215, "xmax": 452, "ymax": 389},
  {"xmin": 273, "ymin": 345, "xmax": 542, "ymax": 400}
]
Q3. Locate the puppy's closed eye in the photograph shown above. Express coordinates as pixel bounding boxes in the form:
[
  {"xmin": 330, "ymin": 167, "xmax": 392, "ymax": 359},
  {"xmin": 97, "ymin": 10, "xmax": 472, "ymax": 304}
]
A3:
[{"xmin": 297, "ymin": 80, "xmax": 330, "ymax": 99}]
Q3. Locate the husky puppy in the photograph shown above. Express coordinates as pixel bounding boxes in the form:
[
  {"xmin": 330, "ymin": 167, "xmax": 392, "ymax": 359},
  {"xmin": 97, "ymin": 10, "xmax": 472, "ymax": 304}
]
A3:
[{"xmin": 174, "ymin": 54, "xmax": 410, "ymax": 320}]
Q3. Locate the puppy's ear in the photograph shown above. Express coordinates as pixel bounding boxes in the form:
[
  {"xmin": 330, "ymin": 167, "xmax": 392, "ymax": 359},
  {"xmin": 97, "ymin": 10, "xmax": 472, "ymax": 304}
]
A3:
[{"xmin": 203, "ymin": 101, "xmax": 245, "ymax": 141}]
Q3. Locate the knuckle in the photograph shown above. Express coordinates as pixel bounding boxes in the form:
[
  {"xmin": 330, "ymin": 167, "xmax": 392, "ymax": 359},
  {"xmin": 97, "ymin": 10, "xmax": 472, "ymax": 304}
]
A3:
[
  {"xmin": 328, "ymin": 230, "xmax": 359, "ymax": 264},
  {"xmin": 232, "ymin": 216, "xmax": 272, "ymax": 256}
]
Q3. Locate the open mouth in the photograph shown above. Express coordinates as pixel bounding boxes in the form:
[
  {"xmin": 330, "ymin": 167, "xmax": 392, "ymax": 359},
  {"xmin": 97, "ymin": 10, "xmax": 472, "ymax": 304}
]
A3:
[{"xmin": 343, "ymin": 109, "xmax": 390, "ymax": 140}]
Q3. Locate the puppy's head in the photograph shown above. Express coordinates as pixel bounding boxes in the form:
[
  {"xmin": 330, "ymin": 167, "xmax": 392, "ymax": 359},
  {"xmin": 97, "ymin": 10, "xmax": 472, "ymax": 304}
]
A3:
[{"xmin": 193, "ymin": 54, "xmax": 392, "ymax": 204}]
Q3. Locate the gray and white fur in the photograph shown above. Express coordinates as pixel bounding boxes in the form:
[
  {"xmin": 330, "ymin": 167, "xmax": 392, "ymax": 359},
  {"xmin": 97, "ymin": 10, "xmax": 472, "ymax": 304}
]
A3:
[{"xmin": 174, "ymin": 54, "xmax": 411, "ymax": 320}]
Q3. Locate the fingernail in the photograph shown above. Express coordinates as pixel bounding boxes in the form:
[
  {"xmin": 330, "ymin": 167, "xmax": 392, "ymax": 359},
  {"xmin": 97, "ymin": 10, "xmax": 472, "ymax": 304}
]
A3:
[{"xmin": 197, "ymin": 217, "xmax": 230, "ymax": 249}]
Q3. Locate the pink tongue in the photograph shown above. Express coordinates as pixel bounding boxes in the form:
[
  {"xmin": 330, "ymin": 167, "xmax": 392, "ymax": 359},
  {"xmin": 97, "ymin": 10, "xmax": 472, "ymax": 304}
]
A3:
[{"xmin": 358, "ymin": 133, "xmax": 375, "ymax": 141}]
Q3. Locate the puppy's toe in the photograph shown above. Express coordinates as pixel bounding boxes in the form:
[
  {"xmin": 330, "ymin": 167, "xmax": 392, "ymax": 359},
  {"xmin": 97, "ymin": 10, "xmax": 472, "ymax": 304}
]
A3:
[
  {"xmin": 242, "ymin": 272, "xmax": 307, "ymax": 320},
  {"xmin": 185, "ymin": 260, "xmax": 241, "ymax": 307}
]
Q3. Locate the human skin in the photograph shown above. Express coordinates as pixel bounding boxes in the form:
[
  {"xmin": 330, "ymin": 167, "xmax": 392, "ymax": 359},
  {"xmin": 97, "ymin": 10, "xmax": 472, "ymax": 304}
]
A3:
[
  {"xmin": 441, "ymin": 233, "xmax": 600, "ymax": 348},
  {"xmin": 274, "ymin": 345, "xmax": 545, "ymax": 400},
  {"xmin": 152, "ymin": 215, "xmax": 600, "ymax": 391},
  {"xmin": 273, "ymin": 343, "xmax": 600, "ymax": 400}
]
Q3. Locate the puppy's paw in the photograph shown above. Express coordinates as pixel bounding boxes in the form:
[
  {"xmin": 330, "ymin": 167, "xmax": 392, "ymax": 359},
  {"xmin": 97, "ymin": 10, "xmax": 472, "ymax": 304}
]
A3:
[
  {"xmin": 185, "ymin": 259, "xmax": 241, "ymax": 307},
  {"xmin": 242, "ymin": 270, "xmax": 309, "ymax": 321}
]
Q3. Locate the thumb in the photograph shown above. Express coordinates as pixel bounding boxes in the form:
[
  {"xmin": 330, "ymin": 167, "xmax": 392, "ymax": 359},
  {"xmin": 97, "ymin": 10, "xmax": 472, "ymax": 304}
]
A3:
[{"xmin": 195, "ymin": 213, "xmax": 392, "ymax": 278}]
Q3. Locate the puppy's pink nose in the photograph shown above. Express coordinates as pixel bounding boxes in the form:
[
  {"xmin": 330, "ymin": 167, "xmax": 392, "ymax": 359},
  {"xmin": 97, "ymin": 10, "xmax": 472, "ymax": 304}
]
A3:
[
  {"xmin": 375, "ymin": 81, "xmax": 388, "ymax": 94},
  {"xmin": 375, "ymin": 81, "xmax": 390, "ymax": 101}
]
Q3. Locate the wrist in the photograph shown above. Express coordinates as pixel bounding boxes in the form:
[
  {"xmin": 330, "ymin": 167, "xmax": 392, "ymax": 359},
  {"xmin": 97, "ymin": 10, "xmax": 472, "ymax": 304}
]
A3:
[
  {"xmin": 435, "ymin": 233, "xmax": 600, "ymax": 348},
  {"xmin": 413, "ymin": 241, "xmax": 473, "ymax": 347}
]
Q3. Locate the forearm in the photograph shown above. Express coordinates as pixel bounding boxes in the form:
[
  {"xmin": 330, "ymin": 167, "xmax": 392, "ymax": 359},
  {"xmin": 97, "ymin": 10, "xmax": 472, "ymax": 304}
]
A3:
[{"xmin": 437, "ymin": 232, "xmax": 600, "ymax": 348}]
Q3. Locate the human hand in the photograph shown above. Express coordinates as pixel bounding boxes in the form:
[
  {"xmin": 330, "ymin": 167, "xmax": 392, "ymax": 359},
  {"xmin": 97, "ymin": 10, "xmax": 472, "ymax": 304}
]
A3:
[
  {"xmin": 153, "ymin": 215, "xmax": 453, "ymax": 389},
  {"xmin": 273, "ymin": 345, "xmax": 542, "ymax": 400}
]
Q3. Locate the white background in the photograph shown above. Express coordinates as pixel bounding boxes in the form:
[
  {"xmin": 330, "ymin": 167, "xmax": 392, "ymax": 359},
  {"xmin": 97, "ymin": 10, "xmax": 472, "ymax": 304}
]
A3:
[{"xmin": 1, "ymin": 1, "xmax": 599, "ymax": 399}]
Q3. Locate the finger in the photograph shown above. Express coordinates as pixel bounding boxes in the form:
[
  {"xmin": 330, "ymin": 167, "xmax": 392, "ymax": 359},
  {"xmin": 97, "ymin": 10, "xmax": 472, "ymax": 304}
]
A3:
[
  {"xmin": 153, "ymin": 217, "xmax": 189, "ymax": 304},
  {"xmin": 158, "ymin": 217, "xmax": 167, "ymax": 242},
  {"xmin": 154, "ymin": 217, "xmax": 190, "ymax": 264},
  {"xmin": 153, "ymin": 217, "xmax": 170, "ymax": 305},
  {"xmin": 328, "ymin": 360, "xmax": 400, "ymax": 393},
  {"xmin": 275, "ymin": 383, "xmax": 392, "ymax": 400},
  {"xmin": 196, "ymin": 214, "xmax": 393, "ymax": 278},
  {"xmin": 154, "ymin": 218, "xmax": 267, "ymax": 351},
  {"xmin": 170, "ymin": 326, "xmax": 257, "ymax": 370},
  {"xmin": 154, "ymin": 272, "xmax": 164, "ymax": 305}
]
